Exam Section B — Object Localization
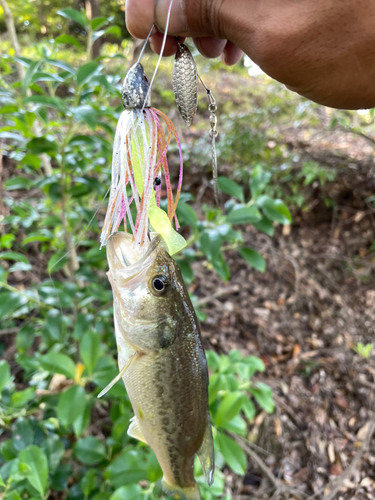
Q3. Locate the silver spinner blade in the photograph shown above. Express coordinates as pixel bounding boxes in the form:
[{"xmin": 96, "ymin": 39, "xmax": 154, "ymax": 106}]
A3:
[{"xmin": 173, "ymin": 43, "xmax": 198, "ymax": 126}]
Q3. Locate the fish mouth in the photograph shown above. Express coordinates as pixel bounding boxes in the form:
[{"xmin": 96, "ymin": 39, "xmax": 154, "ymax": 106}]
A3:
[{"xmin": 107, "ymin": 232, "xmax": 161, "ymax": 280}]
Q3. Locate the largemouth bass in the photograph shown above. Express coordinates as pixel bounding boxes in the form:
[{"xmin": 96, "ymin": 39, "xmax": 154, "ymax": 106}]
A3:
[{"xmin": 103, "ymin": 232, "xmax": 214, "ymax": 500}]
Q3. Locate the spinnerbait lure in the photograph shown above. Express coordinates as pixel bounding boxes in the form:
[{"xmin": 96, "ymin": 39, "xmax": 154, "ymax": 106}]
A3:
[{"xmin": 100, "ymin": 60, "xmax": 185, "ymax": 255}]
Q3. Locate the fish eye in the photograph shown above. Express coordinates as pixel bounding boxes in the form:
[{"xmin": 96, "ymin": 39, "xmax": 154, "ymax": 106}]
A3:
[{"xmin": 150, "ymin": 275, "xmax": 169, "ymax": 296}]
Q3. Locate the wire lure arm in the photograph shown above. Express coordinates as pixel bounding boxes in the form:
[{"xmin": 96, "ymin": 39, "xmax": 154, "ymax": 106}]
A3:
[{"xmin": 198, "ymin": 74, "xmax": 219, "ymax": 205}]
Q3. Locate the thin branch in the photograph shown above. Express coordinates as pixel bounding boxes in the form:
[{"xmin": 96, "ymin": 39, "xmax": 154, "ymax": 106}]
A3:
[
  {"xmin": 0, "ymin": 0, "xmax": 24, "ymax": 79},
  {"xmin": 228, "ymin": 432, "xmax": 308, "ymax": 500},
  {"xmin": 321, "ymin": 420, "xmax": 375, "ymax": 500},
  {"xmin": 0, "ymin": 327, "xmax": 19, "ymax": 336},
  {"xmin": 197, "ymin": 284, "xmax": 240, "ymax": 306},
  {"xmin": 229, "ymin": 432, "xmax": 278, "ymax": 484},
  {"xmin": 0, "ymin": 281, "xmax": 52, "ymax": 310}
]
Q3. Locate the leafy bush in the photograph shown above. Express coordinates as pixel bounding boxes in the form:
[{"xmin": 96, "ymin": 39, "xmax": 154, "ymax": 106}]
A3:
[
  {"xmin": 0, "ymin": 8, "xmax": 283, "ymax": 500},
  {"xmin": 0, "ymin": 348, "xmax": 272, "ymax": 500}
]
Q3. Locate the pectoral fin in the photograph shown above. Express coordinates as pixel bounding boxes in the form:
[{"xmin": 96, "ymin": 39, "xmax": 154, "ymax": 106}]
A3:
[
  {"xmin": 127, "ymin": 416, "xmax": 148, "ymax": 444},
  {"xmin": 197, "ymin": 415, "xmax": 215, "ymax": 486},
  {"xmin": 97, "ymin": 352, "xmax": 137, "ymax": 398}
]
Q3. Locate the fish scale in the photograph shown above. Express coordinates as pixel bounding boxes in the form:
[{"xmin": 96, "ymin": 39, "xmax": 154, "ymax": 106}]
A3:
[{"xmin": 173, "ymin": 44, "xmax": 198, "ymax": 126}]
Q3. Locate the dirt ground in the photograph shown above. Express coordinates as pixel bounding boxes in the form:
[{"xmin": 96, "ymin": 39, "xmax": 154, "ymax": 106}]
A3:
[{"xmin": 187, "ymin": 131, "xmax": 375, "ymax": 499}]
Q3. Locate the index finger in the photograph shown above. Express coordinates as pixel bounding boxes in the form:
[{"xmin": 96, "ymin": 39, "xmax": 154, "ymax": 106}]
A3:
[{"xmin": 126, "ymin": 0, "xmax": 155, "ymax": 39}]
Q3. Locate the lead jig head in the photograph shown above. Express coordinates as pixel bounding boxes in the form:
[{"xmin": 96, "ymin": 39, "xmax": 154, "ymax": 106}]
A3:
[{"xmin": 122, "ymin": 62, "xmax": 151, "ymax": 109}]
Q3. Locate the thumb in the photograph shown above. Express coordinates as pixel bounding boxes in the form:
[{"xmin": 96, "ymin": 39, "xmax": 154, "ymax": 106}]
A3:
[
  {"xmin": 154, "ymin": 0, "xmax": 230, "ymax": 38},
  {"xmin": 126, "ymin": 0, "xmax": 253, "ymax": 55}
]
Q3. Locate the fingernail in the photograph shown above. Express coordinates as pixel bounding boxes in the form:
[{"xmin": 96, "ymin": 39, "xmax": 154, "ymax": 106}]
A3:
[{"xmin": 154, "ymin": 0, "xmax": 188, "ymax": 34}]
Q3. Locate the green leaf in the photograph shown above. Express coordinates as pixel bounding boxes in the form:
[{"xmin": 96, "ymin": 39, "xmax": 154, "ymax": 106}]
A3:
[
  {"xmin": 257, "ymin": 196, "xmax": 291, "ymax": 224},
  {"xmin": 0, "ymin": 251, "xmax": 29, "ymax": 263},
  {"xmin": 27, "ymin": 137, "xmax": 58, "ymax": 154},
  {"xmin": 215, "ymin": 392, "xmax": 244, "ymax": 428},
  {"xmin": 0, "ymin": 131, "xmax": 25, "ymax": 142},
  {"xmin": 222, "ymin": 415, "xmax": 247, "ymax": 436},
  {"xmin": 30, "ymin": 72, "xmax": 64, "ymax": 84},
  {"xmin": 18, "ymin": 445, "xmax": 48, "ymax": 496},
  {"xmin": 74, "ymin": 437, "xmax": 106, "ymax": 465},
  {"xmin": 48, "ymin": 252, "xmax": 69, "ymax": 274},
  {"xmin": 250, "ymin": 165, "xmax": 271, "ymax": 198},
  {"xmin": 104, "ymin": 25, "xmax": 121, "ymax": 37},
  {"xmin": 175, "ymin": 259, "xmax": 194, "ymax": 285},
  {"xmin": 73, "ymin": 105, "xmax": 97, "ymax": 129},
  {"xmin": 81, "ymin": 469, "xmax": 98, "ymax": 497},
  {"xmin": 0, "ymin": 360, "xmax": 11, "ymax": 393},
  {"xmin": 218, "ymin": 177, "xmax": 244, "ymax": 202},
  {"xmin": 73, "ymin": 401, "xmax": 91, "ymax": 437},
  {"xmin": 57, "ymin": 8, "xmax": 88, "ymax": 28},
  {"xmin": 199, "ymin": 230, "xmax": 222, "ymax": 262},
  {"xmin": 23, "ymin": 95, "xmax": 67, "ymax": 112},
  {"xmin": 206, "ymin": 350, "xmax": 220, "ymax": 372},
  {"xmin": 73, "ymin": 313, "xmax": 94, "ymax": 341},
  {"xmin": 10, "ymin": 387, "xmax": 35, "ymax": 408},
  {"xmin": 249, "ymin": 382, "xmax": 274, "ymax": 413},
  {"xmin": 91, "ymin": 17, "xmax": 109, "ymax": 30},
  {"xmin": 11, "ymin": 262, "xmax": 32, "ymax": 275},
  {"xmin": 212, "ymin": 253, "xmax": 230, "ymax": 281},
  {"xmin": 3, "ymin": 491, "xmax": 21, "ymax": 500},
  {"xmin": 55, "ymin": 35, "xmax": 82, "ymax": 48},
  {"xmin": 176, "ymin": 201, "xmax": 197, "ymax": 228},
  {"xmin": 80, "ymin": 331, "xmax": 101, "ymax": 375},
  {"xmin": 22, "ymin": 60, "xmax": 42, "ymax": 91},
  {"xmin": 253, "ymin": 217, "xmax": 274, "ymax": 236},
  {"xmin": 40, "ymin": 434, "xmax": 65, "ymax": 472},
  {"xmin": 105, "ymin": 449, "xmax": 148, "ymax": 488},
  {"xmin": 21, "ymin": 154, "xmax": 41, "ymax": 169},
  {"xmin": 242, "ymin": 398, "xmax": 256, "ymax": 421},
  {"xmin": 208, "ymin": 373, "xmax": 226, "ymax": 405},
  {"xmin": 39, "ymin": 352, "xmax": 76, "ymax": 379},
  {"xmin": 110, "ymin": 485, "xmax": 143, "ymax": 500},
  {"xmin": 45, "ymin": 59, "xmax": 76, "ymax": 75},
  {"xmin": 0, "ymin": 234, "xmax": 15, "ymax": 249},
  {"xmin": 241, "ymin": 355, "xmax": 265, "ymax": 375},
  {"xmin": 22, "ymin": 230, "xmax": 52, "ymax": 245},
  {"xmin": 216, "ymin": 432, "xmax": 246, "ymax": 475},
  {"xmin": 0, "ymin": 105, "xmax": 18, "ymax": 114},
  {"xmin": 9, "ymin": 262, "xmax": 32, "ymax": 273},
  {"xmin": 12, "ymin": 418, "xmax": 34, "ymax": 452},
  {"xmin": 226, "ymin": 206, "xmax": 261, "ymax": 225},
  {"xmin": 0, "ymin": 291, "xmax": 27, "ymax": 319},
  {"xmin": 57, "ymin": 385, "xmax": 87, "ymax": 427},
  {"xmin": 5, "ymin": 177, "xmax": 33, "ymax": 190},
  {"xmin": 1, "ymin": 439, "xmax": 17, "ymax": 461},
  {"xmin": 76, "ymin": 62, "xmax": 99, "ymax": 86},
  {"xmin": 42, "ymin": 309, "xmax": 64, "ymax": 345},
  {"xmin": 238, "ymin": 247, "xmax": 266, "ymax": 272}
]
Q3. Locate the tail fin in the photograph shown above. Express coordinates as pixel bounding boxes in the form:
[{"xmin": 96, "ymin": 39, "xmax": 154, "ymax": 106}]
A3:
[{"xmin": 161, "ymin": 478, "xmax": 201, "ymax": 500}]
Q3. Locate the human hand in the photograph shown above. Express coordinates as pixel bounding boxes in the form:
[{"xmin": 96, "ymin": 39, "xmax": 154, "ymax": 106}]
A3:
[{"xmin": 126, "ymin": 0, "xmax": 375, "ymax": 110}]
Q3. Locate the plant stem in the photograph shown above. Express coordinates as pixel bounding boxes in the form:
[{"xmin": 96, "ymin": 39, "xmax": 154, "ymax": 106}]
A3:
[
  {"xmin": 0, "ymin": 281, "xmax": 52, "ymax": 310},
  {"xmin": 57, "ymin": 91, "xmax": 82, "ymax": 278},
  {"xmin": 0, "ymin": 0, "xmax": 24, "ymax": 79}
]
